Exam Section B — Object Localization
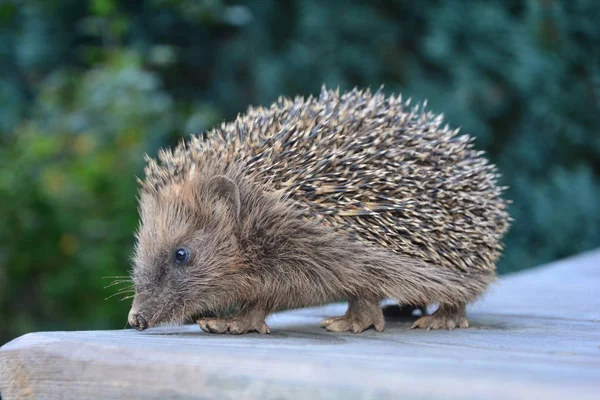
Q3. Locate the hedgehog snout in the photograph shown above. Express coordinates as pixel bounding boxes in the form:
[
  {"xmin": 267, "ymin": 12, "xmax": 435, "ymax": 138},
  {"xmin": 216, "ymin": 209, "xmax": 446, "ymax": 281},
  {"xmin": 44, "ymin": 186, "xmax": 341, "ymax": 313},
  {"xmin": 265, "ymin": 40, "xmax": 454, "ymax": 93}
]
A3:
[{"xmin": 128, "ymin": 307, "xmax": 148, "ymax": 331}]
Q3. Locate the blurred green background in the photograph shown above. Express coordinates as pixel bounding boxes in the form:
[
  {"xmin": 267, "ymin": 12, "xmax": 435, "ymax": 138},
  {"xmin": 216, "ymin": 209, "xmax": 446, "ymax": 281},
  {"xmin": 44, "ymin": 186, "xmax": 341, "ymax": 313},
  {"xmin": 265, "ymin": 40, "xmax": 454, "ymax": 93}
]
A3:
[{"xmin": 0, "ymin": 0, "xmax": 599, "ymax": 344}]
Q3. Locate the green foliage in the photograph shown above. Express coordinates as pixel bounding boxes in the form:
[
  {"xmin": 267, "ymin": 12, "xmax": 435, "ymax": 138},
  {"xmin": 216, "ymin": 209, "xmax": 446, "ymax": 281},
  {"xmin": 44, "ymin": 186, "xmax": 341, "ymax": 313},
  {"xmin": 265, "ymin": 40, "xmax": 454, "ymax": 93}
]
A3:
[
  {"xmin": 1, "ymin": 0, "xmax": 599, "ymax": 343},
  {"xmin": 0, "ymin": 51, "xmax": 178, "ymax": 338}
]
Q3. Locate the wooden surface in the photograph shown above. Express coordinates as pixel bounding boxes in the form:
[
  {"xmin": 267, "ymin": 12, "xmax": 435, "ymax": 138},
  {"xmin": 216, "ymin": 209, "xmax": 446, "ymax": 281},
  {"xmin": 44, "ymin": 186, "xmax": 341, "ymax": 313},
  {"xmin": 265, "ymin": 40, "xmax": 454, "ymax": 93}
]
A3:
[{"xmin": 1, "ymin": 250, "xmax": 599, "ymax": 400}]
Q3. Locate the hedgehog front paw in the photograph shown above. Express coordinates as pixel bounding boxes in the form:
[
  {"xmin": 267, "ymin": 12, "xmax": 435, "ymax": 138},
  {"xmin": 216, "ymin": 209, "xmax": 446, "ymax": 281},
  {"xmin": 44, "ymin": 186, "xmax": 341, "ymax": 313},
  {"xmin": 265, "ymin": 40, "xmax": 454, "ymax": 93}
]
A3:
[
  {"xmin": 197, "ymin": 311, "xmax": 270, "ymax": 335},
  {"xmin": 320, "ymin": 298, "xmax": 384, "ymax": 333},
  {"xmin": 410, "ymin": 304, "xmax": 468, "ymax": 331},
  {"xmin": 197, "ymin": 317, "xmax": 270, "ymax": 334}
]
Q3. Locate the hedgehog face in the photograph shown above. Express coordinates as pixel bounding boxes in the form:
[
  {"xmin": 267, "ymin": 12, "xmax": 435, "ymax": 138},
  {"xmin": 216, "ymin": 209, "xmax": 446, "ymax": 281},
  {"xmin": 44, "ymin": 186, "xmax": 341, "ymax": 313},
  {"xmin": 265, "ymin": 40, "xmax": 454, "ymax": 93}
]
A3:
[{"xmin": 127, "ymin": 175, "xmax": 243, "ymax": 331}]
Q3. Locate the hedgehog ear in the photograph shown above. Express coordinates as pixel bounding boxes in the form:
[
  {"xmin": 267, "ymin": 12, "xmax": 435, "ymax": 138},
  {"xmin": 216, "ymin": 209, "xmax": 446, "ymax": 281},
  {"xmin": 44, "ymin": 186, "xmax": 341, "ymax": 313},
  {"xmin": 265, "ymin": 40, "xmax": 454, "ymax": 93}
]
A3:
[{"xmin": 207, "ymin": 175, "xmax": 241, "ymax": 221}]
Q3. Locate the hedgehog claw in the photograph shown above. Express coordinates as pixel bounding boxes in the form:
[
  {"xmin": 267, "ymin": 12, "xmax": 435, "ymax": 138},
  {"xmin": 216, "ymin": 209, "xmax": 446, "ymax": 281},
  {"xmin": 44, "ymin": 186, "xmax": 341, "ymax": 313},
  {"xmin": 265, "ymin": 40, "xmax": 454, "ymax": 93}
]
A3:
[
  {"xmin": 411, "ymin": 304, "xmax": 468, "ymax": 331},
  {"xmin": 197, "ymin": 311, "xmax": 270, "ymax": 335},
  {"xmin": 320, "ymin": 298, "xmax": 384, "ymax": 333}
]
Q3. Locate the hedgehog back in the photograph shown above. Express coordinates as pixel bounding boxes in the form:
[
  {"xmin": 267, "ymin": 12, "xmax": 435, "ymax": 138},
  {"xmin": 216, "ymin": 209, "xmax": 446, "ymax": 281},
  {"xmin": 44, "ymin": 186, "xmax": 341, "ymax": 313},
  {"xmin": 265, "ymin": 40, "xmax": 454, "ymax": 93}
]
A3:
[{"xmin": 146, "ymin": 88, "xmax": 510, "ymax": 273}]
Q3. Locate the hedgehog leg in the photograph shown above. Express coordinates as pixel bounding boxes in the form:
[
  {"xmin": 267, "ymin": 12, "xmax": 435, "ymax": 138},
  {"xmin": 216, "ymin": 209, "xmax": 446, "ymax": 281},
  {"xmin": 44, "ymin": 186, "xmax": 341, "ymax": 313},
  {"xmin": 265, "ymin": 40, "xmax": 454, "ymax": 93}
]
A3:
[
  {"xmin": 410, "ymin": 303, "xmax": 468, "ymax": 331},
  {"xmin": 320, "ymin": 298, "xmax": 385, "ymax": 333},
  {"xmin": 197, "ymin": 308, "xmax": 270, "ymax": 335}
]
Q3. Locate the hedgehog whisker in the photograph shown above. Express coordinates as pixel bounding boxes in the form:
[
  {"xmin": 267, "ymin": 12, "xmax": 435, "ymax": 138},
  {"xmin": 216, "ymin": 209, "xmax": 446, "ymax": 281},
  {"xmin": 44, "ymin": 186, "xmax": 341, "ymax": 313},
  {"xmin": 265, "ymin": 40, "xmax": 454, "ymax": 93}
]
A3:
[
  {"xmin": 105, "ymin": 289, "xmax": 135, "ymax": 301},
  {"xmin": 103, "ymin": 281, "xmax": 134, "ymax": 289}
]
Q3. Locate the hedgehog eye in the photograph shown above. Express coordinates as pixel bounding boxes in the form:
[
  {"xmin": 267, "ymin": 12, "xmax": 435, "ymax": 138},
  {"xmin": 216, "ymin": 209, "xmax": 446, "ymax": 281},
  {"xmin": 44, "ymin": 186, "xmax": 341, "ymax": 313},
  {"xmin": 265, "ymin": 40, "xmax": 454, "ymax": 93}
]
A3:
[{"xmin": 174, "ymin": 248, "xmax": 190, "ymax": 264}]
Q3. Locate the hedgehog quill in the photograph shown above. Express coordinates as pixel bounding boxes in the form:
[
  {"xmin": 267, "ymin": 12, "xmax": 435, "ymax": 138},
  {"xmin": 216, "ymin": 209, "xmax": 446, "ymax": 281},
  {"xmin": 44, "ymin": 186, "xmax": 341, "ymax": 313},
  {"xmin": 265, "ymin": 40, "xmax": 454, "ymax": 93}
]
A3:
[{"xmin": 127, "ymin": 87, "xmax": 511, "ymax": 334}]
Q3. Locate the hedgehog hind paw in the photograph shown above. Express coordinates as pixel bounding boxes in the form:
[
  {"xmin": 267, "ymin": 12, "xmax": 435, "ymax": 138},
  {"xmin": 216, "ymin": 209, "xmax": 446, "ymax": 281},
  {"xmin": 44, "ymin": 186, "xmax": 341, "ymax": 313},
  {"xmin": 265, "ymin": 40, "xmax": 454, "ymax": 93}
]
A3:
[
  {"xmin": 410, "ymin": 304, "xmax": 468, "ymax": 331},
  {"xmin": 320, "ymin": 298, "xmax": 385, "ymax": 333}
]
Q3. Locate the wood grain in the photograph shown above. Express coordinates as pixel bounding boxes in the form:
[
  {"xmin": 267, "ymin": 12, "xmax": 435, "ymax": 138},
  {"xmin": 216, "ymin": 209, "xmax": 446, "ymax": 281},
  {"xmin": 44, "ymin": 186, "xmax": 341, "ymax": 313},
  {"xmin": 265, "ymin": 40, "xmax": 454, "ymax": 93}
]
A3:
[{"xmin": 1, "ymin": 249, "xmax": 599, "ymax": 400}]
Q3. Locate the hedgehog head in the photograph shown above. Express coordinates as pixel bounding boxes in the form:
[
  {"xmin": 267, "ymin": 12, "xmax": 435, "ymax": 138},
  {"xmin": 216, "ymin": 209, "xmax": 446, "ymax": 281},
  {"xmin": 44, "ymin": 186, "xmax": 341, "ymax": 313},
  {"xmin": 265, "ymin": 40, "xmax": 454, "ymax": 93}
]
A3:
[{"xmin": 127, "ymin": 170, "xmax": 243, "ymax": 331}]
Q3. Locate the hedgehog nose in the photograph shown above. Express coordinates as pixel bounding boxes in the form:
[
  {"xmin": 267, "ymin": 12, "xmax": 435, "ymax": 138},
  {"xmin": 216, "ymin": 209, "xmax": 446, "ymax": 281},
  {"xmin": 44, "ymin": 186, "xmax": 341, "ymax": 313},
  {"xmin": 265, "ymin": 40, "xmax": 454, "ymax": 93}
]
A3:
[{"xmin": 128, "ymin": 308, "xmax": 148, "ymax": 331}]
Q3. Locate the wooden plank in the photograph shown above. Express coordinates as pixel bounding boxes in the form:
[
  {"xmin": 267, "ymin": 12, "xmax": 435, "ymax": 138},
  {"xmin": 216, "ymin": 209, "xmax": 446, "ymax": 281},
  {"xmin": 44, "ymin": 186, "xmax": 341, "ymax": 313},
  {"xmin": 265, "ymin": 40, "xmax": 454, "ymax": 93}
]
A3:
[{"xmin": 1, "ymin": 249, "xmax": 600, "ymax": 400}]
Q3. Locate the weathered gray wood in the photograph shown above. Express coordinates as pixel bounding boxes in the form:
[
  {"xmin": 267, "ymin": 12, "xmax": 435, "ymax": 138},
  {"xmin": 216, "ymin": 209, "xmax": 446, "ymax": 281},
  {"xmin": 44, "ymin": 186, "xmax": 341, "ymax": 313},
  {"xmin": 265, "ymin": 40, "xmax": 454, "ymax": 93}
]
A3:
[{"xmin": 1, "ymin": 250, "xmax": 599, "ymax": 400}]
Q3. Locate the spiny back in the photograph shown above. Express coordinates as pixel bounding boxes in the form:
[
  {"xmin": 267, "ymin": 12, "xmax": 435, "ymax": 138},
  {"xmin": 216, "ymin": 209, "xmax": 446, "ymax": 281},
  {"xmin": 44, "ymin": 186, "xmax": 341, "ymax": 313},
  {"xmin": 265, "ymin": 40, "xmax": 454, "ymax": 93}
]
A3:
[{"xmin": 142, "ymin": 87, "xmax": 511, "ymax": 273}]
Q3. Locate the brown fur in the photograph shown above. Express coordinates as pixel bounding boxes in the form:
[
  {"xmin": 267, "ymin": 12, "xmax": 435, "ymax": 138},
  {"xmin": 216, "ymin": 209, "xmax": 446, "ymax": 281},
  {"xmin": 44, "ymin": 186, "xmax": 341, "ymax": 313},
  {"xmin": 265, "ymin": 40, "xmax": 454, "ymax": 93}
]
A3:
[{"xmin": 127, "ymin": 87, "xmax": 510, "ymax": 334}]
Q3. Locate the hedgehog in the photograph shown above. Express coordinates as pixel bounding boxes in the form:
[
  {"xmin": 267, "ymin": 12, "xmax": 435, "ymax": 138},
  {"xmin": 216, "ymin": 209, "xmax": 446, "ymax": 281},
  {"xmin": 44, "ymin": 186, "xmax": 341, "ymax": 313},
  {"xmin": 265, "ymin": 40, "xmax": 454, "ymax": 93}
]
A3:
[{"xmin": 126, "ymin": 86, "xmax": 511, "ymax": 334}]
